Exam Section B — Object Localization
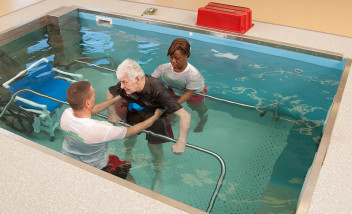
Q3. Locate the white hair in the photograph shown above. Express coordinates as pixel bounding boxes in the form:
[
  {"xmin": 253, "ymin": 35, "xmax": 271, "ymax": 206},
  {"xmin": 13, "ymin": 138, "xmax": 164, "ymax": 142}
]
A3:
[{"xmin": 116, "ymin": 59, "xmax": 145, "ymax": 82}]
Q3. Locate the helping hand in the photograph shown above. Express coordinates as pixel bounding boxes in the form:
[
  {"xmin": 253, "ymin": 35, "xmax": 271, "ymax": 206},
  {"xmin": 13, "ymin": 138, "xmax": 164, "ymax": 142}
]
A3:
[
  {"xmin": 154, "ymin": 108, "xmax": 163, "ymax": 117},
  {"xmin": 171, "ymin": 141, "xmax": 186, "ymax": 155},
  {"xmin": 108, "ymin": 113, "xmax": 121, "ymax": 124}
]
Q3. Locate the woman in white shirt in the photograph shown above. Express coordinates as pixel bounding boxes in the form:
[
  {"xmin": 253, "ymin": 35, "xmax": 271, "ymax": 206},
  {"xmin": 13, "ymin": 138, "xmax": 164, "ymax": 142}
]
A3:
[{"xmin": 152, "ymin": 38, "xmax": 208, "ymax": 132}]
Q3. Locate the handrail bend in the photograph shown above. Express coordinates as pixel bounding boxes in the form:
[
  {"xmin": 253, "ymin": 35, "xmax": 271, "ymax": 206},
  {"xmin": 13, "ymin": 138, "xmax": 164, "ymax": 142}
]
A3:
[{"xmin": 0, "ymin": 89, "xmax": 226, "ymax": 213}]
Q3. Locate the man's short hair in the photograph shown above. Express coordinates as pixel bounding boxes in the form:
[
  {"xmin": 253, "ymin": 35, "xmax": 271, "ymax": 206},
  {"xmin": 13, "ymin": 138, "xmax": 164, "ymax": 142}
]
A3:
[
  {"xmin": 116, "ymin": 59, "xmax": 145, "ymax": 82},
  {"xmin": 167, "ymin": 38, "xmax": 191, "ymax": 58},
  {"xmin": 66, "ymin": 81, "xmax": 92, "ymax": 110}
]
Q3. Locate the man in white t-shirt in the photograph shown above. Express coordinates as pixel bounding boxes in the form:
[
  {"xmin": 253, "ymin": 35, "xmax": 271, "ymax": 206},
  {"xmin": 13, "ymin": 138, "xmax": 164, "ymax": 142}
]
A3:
[
  {"xmin": 61, "ymin": 81, "xmax": 161, "ymax": 179},
  {"xmin": 152, "ymin": 38, "xmax": 208, "ymax": 132}
]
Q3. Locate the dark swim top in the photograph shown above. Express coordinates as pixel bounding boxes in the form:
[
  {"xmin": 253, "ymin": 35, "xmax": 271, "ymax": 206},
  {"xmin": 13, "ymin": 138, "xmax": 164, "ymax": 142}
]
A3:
[{"xmin": 109, "ymin": 75, "xmax": 182, "ymax": 114}]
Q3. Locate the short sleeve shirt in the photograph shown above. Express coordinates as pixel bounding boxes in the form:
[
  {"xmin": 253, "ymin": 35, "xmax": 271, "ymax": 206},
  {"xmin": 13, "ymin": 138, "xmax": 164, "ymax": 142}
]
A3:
[
  {"xmin": 60, "ymin": 108, "xmax": 127, "ymax": 169},
  {"xmin": 151, "ymin": 62, "xmax": 205, "ymax": 96},
  {"xmin": 109, "ymin": 75, "xmax": 182, "ymax": 114}
]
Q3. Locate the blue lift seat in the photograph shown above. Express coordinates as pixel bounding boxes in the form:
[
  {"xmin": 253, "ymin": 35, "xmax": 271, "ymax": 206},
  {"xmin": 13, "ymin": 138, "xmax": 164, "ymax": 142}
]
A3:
[{"xmin": 2, "ymin": 57, "xmax": 84, "ymax": 140}]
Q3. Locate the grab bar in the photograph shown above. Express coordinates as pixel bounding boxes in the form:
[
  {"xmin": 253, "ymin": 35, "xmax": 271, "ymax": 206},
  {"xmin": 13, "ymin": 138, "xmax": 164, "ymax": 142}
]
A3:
[
  {"xmin": 72, "ymin": 59, "xmax": 279, "ymax": 115},
  {"xmin": 0, "ymin": 89, "xmax": 226, "ymax": 213}
]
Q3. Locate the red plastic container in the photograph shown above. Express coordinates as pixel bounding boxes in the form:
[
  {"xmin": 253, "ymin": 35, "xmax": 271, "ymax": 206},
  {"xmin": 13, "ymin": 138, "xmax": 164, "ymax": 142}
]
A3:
[{"xmin": 196, "ymin": 2, "xmax": 254, "ymax": 34}]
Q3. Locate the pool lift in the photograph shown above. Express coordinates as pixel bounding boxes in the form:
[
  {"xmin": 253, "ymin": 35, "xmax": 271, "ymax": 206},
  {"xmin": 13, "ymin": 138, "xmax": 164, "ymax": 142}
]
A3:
[{"xmin": 0, "ymin": 58, "xmax": 84, "ymax": 140}]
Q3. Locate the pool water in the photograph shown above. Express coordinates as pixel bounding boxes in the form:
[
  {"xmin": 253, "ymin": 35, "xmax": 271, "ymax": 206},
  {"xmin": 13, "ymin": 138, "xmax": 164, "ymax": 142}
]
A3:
[{"xmin": 0, "ymin": 11, "xmax": 344, "ymax": 213}]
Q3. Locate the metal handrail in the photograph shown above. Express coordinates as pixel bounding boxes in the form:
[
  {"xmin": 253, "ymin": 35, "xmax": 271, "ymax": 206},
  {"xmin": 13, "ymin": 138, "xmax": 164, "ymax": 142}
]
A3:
[
  {"xmin": 0, "ymin": 89, "xmax": 225, "ymax": 213},
  {"xmin": 73, "ymin": 59, "xmax": 279, "ymax": 114}
]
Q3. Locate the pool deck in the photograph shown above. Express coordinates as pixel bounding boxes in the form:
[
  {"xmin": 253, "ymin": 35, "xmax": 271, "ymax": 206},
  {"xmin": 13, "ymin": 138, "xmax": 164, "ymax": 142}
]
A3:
[{"xmin": 1, "ymin": 0, "xmax": 352, "ymax": 213}]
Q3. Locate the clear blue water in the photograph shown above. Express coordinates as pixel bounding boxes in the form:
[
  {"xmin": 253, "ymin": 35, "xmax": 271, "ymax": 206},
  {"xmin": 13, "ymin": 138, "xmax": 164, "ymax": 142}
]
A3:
[{"xmin": 0, "ymin": 12, "xmax": 345, "ymax": 213}]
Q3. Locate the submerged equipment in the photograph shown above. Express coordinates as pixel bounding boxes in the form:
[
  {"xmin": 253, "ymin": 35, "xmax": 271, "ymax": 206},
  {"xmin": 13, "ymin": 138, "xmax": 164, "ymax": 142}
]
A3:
[
  {"xmin": 0, "ymin": 100, "xmax": 34, "ymax": 133},
  {"xmin": 1, "ymin": 57, "xmax": 83, "ymax": 141}
]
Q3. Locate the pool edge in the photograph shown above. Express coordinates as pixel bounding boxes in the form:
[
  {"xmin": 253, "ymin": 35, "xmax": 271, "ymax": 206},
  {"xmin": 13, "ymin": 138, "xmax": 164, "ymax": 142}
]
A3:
[
  {"xmin": 0, "ymin": 4, "xmax": 350, "ymax": 211},
  {"xmin": 295, "ymin": 58, "xmax": 351, "ymax": 213}
]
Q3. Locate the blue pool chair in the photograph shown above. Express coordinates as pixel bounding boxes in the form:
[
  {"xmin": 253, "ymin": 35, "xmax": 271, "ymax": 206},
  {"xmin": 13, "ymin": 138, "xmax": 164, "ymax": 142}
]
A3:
[{"xmin": 2, "ymin": 57, "xmax": 84, "ymax": 140}]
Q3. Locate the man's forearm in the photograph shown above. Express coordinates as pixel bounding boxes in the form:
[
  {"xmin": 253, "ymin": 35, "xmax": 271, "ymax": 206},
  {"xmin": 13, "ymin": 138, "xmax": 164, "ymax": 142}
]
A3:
[
  {"xmin": 125, "ymin": 111, "xmax": 160, "ymax": 137},
  {"xmin": 170, "ymin": 108, "xmax": 191, "ymax": 154},
  {"xmin": 177, "ymin": 90, "xmax": 194, "ymax": 104},
  {"xmin": 105, "ymin": 91, "xmax": 119, "ymax": 116},
  {"xmin": 176, "ymin": 109, "xmax": 191, "ymax": 143},
  {"xmin": 92, "ymin": 95, "xmax": 120, "ymax": 115}
]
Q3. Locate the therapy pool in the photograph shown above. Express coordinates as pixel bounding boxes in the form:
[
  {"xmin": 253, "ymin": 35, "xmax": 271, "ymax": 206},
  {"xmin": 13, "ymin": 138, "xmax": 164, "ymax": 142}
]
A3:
[{"xmin": 0, "ymin": 8, "xmax": 348, "ymax": 213}]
